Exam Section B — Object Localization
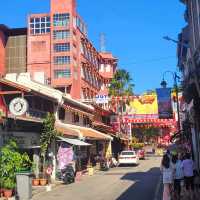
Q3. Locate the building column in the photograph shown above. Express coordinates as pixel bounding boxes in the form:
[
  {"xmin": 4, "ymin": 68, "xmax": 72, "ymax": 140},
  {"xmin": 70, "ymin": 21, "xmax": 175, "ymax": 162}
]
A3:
[
  {"xmin": 33, "ymin": 149, "xmax": 40, "ymax": 178},
  {"xmin": 50, "ymin": 139, "xmax": 57, "ymax": 181}
]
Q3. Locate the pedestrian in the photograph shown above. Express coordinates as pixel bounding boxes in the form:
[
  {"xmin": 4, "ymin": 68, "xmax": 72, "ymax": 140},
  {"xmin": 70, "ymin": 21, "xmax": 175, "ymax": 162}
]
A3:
[
  {"xmin": 160, "ymin": 154, "xmax": 174, "ymax": 200},
  {"xmin": 193, "ymin": 170, "xmax": 200, "ymax": 193},
  {"xmin": 182, "ymin": 152, "xmax": 194, "ymax": 199},
  {"xmin": 166, "ymin": 149, "xmax": 171, "ymax": 160},
  {"xmin": 173, "ymin": 154, "xmax": 184, "ymax": 200}
]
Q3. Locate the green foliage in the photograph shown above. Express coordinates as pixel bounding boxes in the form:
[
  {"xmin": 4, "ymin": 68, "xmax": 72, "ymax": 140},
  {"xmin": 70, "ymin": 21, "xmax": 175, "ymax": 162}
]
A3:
[
  {"xmin": 143, "ymin": 127, "xmax": 160, "ymax": 140},
  {"xmin": 130, "ymin": 143, "xmax": 144, "ymax": 149},
  {"xmin": 40, "ymin": 113, "xmax": 57, "ymax": 158},
  {"xmin": 0, "ymin": 140, "xmax": 32, "ymax": 189},
  {"xmin": 3, "ymin": 178, "xmax": 16, "ymax": 189},
  {"xmin": 109, "ymin": 69, "xmax": 134, "ymax": 96}
]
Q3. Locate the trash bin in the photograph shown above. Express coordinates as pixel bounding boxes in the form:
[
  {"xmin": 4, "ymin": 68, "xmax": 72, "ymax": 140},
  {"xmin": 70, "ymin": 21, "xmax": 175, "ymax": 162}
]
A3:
[{"xmin": 16, "ymin": 172, "xmax": 33, "ymax": 200}]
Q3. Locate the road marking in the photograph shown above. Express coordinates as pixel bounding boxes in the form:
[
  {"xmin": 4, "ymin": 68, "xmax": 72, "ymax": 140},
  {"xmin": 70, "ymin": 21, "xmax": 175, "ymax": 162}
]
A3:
[{"xmin": 154, "ymin": 175, "xmax": 162, "ymax": 200}]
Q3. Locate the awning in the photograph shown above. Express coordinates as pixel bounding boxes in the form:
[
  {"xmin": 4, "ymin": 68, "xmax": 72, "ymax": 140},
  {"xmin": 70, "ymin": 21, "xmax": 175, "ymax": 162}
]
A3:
[
  {"xmin": 55, "ymin": 122, "xmax": 80, "ymax": 137},
  {"xmin": 55, "ymin": 121, "xmax": 113, "ymax": 141},
  {"xmin": 77, "ymin": 127, "xmax": 113, "ymax": 141},
  {"xmin": 57, "ymin": 136, "xmax": 91, "ymax": 146}
]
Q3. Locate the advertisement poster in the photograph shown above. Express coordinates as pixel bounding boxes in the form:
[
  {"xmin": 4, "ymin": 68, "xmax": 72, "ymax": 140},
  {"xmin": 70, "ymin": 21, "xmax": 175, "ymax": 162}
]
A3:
[
  {"xmin": 156, "ymin": 88, "xmax": 173, "ymax": 119},
  {"xmin": 57, "ymin": 143, "xmax": 73, "ymax": 170}
]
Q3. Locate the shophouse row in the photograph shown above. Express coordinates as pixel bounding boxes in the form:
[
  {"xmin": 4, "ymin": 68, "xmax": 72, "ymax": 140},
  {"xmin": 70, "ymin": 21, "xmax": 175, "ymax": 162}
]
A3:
[
  {"xmin": 0, "ymin": 73, "xmax": 129, "ymax": 180},
  {"xmin": 177, "ymin": 0, "xmax": 200, "ymax": 170}
]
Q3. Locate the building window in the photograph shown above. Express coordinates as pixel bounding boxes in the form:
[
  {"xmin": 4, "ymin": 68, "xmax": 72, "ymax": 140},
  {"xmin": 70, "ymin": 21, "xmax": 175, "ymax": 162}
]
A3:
[
  {"xmin": 58, "ymin": 107, "xmax": 65, "ymax": 120},
  {"xmin": 54, "ymin": 56, "xmax": 70, "ymax": 65},
  {"xmin": 29, "ymin": 16, "xmax": 50, "ymax": 35},
  {"xmin": 105, "ymin": 64, "xmax": 111, "ymax": 72},
  {"xmin": 53, "ymin": 13, "xmax": 70, "ymax": 27},
  {"xmin": 100, "ymin": 64, "xmax": 104, "ymax": 72},
  {"xmin": 83, "ymin": 116, "xmax": 90, "ymax": 126},
  {"xmin": 54, "ymin": 69, "xmax": 71, "ymax": 78},
  {"xmin": 72, "ymin": 113, "xmax": 79, "ymax": 123},
  {"xmin": 76, "ymin": 16, "xmax": 87, "ymax": 35},
  {"xmin": 53, "ymin": 30, "xmax": 70, "ymax": 40},
  {"xmin": 54, "ymin": 43, "xmax": 70, "ymax": 52}
]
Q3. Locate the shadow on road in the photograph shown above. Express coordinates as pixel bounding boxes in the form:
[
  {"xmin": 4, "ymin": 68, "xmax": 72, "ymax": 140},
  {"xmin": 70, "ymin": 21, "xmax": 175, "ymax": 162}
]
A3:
[{"xmin": 116, "ymin": 167, "xmax": 161, "ymax": 200}]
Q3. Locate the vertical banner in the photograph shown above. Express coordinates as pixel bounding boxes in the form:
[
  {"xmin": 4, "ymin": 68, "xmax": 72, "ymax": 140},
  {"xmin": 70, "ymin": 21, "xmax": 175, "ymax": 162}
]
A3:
[{"xmin": 156, "ymin": 88, "xmax": 173, "ymax": 119}]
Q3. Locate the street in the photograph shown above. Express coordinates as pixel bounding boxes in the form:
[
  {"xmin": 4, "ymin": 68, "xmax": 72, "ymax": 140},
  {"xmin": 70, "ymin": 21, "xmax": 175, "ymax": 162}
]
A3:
[{"xmin": 33, "ymin": 156, "xmax": 161, "ymax": 200}]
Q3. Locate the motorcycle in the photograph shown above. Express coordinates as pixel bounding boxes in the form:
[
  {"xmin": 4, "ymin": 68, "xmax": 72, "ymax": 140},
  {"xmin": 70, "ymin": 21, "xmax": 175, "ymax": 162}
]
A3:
[{"xmin": 61, "ymin": 164, "xmax": 75, "ymax": 184}]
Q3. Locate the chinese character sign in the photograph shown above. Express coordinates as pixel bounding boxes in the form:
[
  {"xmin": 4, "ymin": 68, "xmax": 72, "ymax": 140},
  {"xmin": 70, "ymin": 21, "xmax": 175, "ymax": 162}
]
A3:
[{"xmin": 156, "ymin": 88, "xmax": 173, "ymax": 119}]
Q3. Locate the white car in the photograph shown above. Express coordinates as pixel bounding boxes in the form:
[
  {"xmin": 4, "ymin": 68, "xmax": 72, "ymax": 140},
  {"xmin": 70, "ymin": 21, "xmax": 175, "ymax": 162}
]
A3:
[{"xmin": 118, "ymin": 151, "xmax": 139, "ymax": 166}]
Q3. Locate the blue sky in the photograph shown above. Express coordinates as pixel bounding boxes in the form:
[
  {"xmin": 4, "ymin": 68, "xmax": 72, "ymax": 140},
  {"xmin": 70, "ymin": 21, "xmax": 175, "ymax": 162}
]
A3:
[{"xmin": 0, "ymin": 0, "xmax": 186, "ymax": 94}]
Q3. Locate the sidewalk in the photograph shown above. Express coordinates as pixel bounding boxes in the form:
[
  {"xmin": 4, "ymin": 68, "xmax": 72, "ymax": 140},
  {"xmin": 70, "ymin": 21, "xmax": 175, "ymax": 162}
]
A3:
[
  {"xmin": 32, "ymin": 170, "xmax": 98, "ymax": 199},
  {"xmin": 158, "ymin": 184, "xmax": 200, "ymax": 200}
]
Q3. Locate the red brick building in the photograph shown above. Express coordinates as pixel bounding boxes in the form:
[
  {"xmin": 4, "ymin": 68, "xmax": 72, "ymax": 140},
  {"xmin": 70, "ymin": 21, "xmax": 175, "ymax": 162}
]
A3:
[
  {"xmin": 27, "ymin": 0, "xmax": 117, "ymax": 100},
  {"xmin": 0, "ymin": 0, "xmax": 117, "ymax": 100}
]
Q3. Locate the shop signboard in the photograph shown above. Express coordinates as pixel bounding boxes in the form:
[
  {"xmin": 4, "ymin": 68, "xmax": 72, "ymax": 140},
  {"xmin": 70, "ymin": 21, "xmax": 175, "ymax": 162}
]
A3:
[
  {"xmin": 156, "ymin": 88, "xmax": 173, "ymax": 119},
  {"xmin": 110, "ymin": 115, "xmax": 120, "ymax": 133},
  {"xmin": 95, "ymin": 95, "xmax": 109, "ymax": 104}
]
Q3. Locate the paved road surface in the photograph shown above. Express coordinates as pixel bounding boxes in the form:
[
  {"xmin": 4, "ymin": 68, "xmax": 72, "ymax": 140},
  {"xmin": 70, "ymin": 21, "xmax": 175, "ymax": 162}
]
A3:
[{"xmin": 33, "ymin": 156, "xmax": 161, "ymax": 200}]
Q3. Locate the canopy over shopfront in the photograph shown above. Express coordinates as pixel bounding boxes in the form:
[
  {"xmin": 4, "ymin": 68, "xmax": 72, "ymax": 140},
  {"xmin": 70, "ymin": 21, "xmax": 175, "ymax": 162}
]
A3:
[
  {"xmin": 55, "ymin": 121, "xmax": 113, "ymax": 141},
  {"xmin": 57, "ymin": 136, "xmax": 91, "ymax": 146}
]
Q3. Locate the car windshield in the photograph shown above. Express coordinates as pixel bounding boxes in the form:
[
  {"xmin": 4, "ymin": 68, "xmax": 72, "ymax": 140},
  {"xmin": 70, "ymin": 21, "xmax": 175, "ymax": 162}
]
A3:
[{"xmin": 121, "ymin": 151, "xmax": 135, "ymax": 155}]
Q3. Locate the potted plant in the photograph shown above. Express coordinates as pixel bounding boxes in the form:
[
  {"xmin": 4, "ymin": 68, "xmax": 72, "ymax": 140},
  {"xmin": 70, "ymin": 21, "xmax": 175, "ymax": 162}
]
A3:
[
  {"xmin": 32, "ymin": 178, "xmax": 40, "ymax": 186},
  {"xmin": 39, "ymin": 178, "xmax": 47, "ymax": 186},
  {"xmin": 3, "ymin": 178, "xmax": 15, "ymax": 198},
  {"xmin": 0, "ymin": 140, "xmax": 32, "ymax": 197},
  {"xmin": 0, "ymin": 178, "xmax": 4, "ymax": 197},
  {"xmin": 32, "ymin": 164, "xmax": 40, "ymax": 186}
]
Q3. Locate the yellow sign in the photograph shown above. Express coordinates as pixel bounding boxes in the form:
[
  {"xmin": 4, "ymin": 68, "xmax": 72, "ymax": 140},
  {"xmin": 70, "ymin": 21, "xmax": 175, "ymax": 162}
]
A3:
[{"xmin": 126, "ymin": 94, "xmax": 158, "ymax": 115}]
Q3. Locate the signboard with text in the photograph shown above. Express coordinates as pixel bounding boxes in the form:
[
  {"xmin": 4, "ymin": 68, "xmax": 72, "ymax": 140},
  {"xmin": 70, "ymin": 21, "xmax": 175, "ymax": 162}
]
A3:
[{"xmin": 95, "ymin": 95, "xmax": 109, "ymax": 104}]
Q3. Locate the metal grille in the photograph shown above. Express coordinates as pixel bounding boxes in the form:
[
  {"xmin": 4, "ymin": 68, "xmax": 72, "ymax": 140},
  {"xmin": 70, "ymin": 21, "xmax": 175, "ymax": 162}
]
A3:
[{"xmin": 5, "ymin": 35, "xmax": 27, "ymax": 73}]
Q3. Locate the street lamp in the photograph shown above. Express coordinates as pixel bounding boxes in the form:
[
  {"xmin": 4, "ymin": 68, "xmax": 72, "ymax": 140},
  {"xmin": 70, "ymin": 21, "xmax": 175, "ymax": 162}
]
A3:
[{"xmin": 160, "ymin": 71, "xmax": 181, "ymax": 132}]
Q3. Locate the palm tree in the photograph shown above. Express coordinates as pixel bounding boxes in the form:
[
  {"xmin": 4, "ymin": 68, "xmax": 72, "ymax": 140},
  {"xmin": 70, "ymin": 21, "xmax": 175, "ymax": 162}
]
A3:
[
  {"xmin": 109, "ymin": 69, "xmax": 134, "ymax": 96},
  {"xmin": 109, "ymin": 69, "xmax": 134, "ymax": 114}
]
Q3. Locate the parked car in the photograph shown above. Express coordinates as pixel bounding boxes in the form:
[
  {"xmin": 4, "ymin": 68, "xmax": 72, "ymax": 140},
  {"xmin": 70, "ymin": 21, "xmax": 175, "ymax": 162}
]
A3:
[
  {"xmin": 118, "ymin": 150, "xmax": 139, "ymax": 166},
  {"xmin": 137, "ymin": 149, "xmax": 145, "ymax": 160}
]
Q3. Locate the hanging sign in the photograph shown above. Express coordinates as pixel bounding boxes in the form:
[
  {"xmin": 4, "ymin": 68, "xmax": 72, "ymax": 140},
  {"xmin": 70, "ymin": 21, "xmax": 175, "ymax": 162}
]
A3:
[
  {"xmin": 156, "ymin": 88, "xmax": 173, "ymax": 119},
  {"xmin": 9, "ymin": 97, "xmax": 28, "ymax": 116}
]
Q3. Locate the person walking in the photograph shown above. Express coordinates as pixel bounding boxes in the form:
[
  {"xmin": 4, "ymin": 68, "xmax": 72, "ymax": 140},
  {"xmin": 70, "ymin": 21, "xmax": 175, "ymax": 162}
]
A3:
[
  {"xmin": 173, "ymin": 154, "xmax": 184, "ymax": 200},
  {"xmin": 161, "ymin": 154, "xmax": 174, "ymax": 200},
  {"xmin": 182, "ymin": 153, "xmax": 194, "ymax": 199}
]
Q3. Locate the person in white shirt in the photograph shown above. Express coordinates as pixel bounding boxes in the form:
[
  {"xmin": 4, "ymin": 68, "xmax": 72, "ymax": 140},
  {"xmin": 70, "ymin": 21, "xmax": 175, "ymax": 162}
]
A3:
[
  {"xmin": 173, "ymin": 154, "xmax": 184, "ymax": 200},
  {"xmin": 160, "ymin": 154, "xmax": 174, "ymax": 200}
]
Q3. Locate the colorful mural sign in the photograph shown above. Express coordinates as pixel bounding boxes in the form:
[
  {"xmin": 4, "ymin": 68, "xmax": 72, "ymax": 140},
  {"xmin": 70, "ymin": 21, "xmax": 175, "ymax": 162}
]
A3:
[
  {"xmin": 156, "ymin": 88, "xmax": 173, "ymax": 119},
  {"xmin": 126, "ymin": 93, "xmax": 158, "ymax": 116}
]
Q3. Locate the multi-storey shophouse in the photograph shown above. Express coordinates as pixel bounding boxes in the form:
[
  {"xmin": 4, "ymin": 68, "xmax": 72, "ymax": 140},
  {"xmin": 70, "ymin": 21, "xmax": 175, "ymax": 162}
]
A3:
[{"xmin": 178, "ymin": 0, "xmax": 200, "ymax": 170}]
